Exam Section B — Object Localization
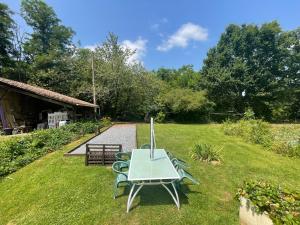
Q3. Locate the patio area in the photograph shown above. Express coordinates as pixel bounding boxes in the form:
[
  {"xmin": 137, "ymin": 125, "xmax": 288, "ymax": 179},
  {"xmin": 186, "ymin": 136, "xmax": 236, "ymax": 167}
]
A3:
[{"xmin": 112, "ymin": 119, "xmax": 199, "ymax": 213}]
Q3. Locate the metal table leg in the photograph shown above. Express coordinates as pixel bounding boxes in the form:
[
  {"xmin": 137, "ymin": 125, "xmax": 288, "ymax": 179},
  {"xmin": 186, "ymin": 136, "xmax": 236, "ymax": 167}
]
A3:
[
  {"xmin": 127, "ymin": 184, "xmax": 144, "ymax": 213},
  {"xmin": 162, "ymin": 181, "xmax": 180, "ymax": 209},
  {"xmin": 126, "ymin": 181, "xmax": 180, "ymax": 212}
]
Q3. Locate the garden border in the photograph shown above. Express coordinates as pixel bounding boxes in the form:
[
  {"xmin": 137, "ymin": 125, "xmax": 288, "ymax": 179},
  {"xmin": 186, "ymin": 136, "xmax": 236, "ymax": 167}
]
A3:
[{"xmin": 63, "ymin": 123, "xmax": 114, "ymax": 157}]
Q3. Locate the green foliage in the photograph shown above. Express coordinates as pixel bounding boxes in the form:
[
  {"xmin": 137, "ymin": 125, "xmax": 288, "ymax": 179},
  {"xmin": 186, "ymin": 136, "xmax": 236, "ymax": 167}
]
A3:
[
  {"xmin": 155, "ymin": 65, "xmax": 201, "ymax": 90},
  {"xmin": 0, "ymin": 3, "xmax": 15, "ymax": 75},
  {"xmin": 237, "ymin": 181, "xmax": 300, "ymax": 224},
  {"xmin": 100, "ymin": 117, "xmax": 112, "ymax": 127},
  {"xmin": 0, "ymin": 121, "xmax": 110, "ymax": 177},
  {"xmin": 21, "ymin": 0, "xmax": 74, "ymax": 56},
  {"xmin": 223, "ymin": 119, "xmax": 300, "ymax": 157},
  {"xmin": 70, "ymin": 34, "xmax": 164, "ymax": 120},
  {"xmin": 222, "ymin": 119, "xmax": 272, "ymax": 146},
  {"xmin": 246, "ymin": 120, "xmax": 272, "ymax": 146},
  {"xmin": 21, "ymin": 0, "xmax": 75, "ymax": 94},
  {"xmin": 270, "ymin": 125, "xmax": 300, "ymax": 157},
  {"xmin": 201, "ymin": 22, "xmax": 300, "ymax": 122},
  {"xmin": 190, "ymin": 143, "xmax": 222, "ymax": 162},
  {"xmin": 1, "ymin": 0, "xmax": 299, "ymax": 123},
  {"xmin": 222, "ymin": 119, "xmax": 240, "ymax": 136},
  {"xmin": 243, "ymin": 108, "xmax": 255, "ymax": 120},
  {"xmin": 155, "ymin": 111, "xmax": 166, "ymax": 123},
  {"xmin": 271, "ymin": 104, "xmax": 292, "ymax": 122},
  {"xmin": 156, "ymin": 88, "xmax": 214, "ymax": 122},
  {"xmin": 63, "ymin": 121, "xmax": 100, "ymax": 134}
]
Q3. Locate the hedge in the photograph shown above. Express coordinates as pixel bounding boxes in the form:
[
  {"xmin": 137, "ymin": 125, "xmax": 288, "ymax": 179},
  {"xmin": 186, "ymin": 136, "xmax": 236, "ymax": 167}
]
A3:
[{"xmin": 0, "ymin": 119, "xmax": 111, "ymax": 177}]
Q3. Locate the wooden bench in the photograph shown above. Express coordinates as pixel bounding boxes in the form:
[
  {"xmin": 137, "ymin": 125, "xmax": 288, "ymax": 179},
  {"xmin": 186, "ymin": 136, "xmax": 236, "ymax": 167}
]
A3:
[{"xmin": 85, "ymin": 144, "xmax": 122, "ymax": 165}]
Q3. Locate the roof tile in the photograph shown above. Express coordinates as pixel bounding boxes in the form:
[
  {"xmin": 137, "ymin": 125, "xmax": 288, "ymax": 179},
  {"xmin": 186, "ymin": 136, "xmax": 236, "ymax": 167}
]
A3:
[{"xmin": 0, "ymin": 77, "xmax": 97, "ymax": 108}]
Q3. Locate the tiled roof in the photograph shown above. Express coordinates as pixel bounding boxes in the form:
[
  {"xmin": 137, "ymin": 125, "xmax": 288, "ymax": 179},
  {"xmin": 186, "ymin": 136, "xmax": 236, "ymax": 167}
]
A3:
[{"xmin": 0, "ymin": 77, "xmax": 98, "ymax": 108}]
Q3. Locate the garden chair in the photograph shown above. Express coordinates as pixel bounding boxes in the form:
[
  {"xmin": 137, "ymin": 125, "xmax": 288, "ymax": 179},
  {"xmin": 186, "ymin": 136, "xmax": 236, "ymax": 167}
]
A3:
[
  {"xmin": 171, "ymin": 158, "xmax": 199, "ymax": 189},
  {"xmin": 177, "ymin": 167, "xmax": 199, "ymax": 185},
  {"xmin": 112, "ymin": 161, "xmax": 131, "ymax": 199},
  {"xmin": 171, "ymin": 158, "xmax": 189, "ymax": 169},
  {"xmin": 167, "ymin": 151, "xmax": 189, "ymax": 167},
  {"xmin": 115, "ymin": 152, "xmax": 131, "ymax": 170},
  {"xmin": 115, "ymin": 152, "xmax": 131, "ymax": 161},
  {"xmin": 140, "ymin": 144, "xmax": 151, "ymax": 149}
]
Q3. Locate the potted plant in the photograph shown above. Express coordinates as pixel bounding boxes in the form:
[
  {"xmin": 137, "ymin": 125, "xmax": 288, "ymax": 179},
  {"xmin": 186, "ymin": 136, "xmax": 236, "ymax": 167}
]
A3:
[{"xmin": 236, "ymin": 181, "xmax": 300, "ymax": 225}]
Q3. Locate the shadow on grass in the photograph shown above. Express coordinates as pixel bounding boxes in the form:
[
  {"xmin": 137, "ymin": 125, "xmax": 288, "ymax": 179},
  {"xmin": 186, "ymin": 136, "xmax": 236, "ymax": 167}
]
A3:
[{"xmin": 116, "ymin": 183, "xmax": 200, "ymax": 209}]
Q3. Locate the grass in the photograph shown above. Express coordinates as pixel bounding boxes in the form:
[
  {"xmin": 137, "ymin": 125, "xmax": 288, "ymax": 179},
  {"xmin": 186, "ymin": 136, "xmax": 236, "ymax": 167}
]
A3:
[{"xmin": 0, "ymin": 124, "xmax": 299, "ymax": 225}]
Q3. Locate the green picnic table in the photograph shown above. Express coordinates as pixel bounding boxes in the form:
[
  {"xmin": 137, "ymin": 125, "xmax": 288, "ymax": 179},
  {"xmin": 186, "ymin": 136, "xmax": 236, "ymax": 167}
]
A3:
[{"xmin": 127, "ymin": 148, "xmax": 181, "ymax": 212}]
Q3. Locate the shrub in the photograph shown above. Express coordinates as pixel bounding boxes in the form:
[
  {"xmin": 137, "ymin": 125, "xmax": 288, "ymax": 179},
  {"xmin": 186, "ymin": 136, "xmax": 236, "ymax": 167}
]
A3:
[
  {"xmin": 157, "ymin": 88, "xmax": 214, "ymax": 122},
  {"xmin": 222, "ymin": 119, "xmax": 273, "ymax": 146},
  {"xmin": 190, "ymin": 143, "xmax": 222, "ymax": 162},
  {"xmin": 236, "ymin": 180, "xmax": 300, "ymax": 225},
  {"xmin": 155, "ymin": 111, "xmax": 166, "ymax": 123},
  {"xmin": 243, "ymin": 108, "xmax": 255, "ymax": 120},
  {"xmin": 222, "ymin": 118, "xmax": 300, "ymax": 157},
  {"xmin": 0, "ymin": 120, "xmax": 111, "ymax": 177},
  {"xmin": 270, "ymin": 141, "xmax": 300, "ymax": 157},
  {"xmin": 222, "ymin": 119, "xmax": 244, "ymax": 136},
  {"xmin": 270, "ymin": 126, "xmax": 300, "ymax": 157},
  {"xmin": 246, "ymin": 119, "xmax": 272, "ymax": 146},
  {"xmin": 100, "ymin": 117, "xmax": 112, "ymax": 127}
]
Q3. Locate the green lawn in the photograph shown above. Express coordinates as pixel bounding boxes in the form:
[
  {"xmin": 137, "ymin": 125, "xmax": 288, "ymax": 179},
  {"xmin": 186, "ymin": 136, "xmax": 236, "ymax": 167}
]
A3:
[{"xmin": 0, "ymin": 124, "xmax": 299, "ymax": 225}]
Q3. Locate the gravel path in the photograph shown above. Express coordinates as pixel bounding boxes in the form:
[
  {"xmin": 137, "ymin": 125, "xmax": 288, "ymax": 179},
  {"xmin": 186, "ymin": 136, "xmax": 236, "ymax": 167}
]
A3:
[{"xmin": 68, "ymin": 124, "xmax": 136, "ymax": 155}]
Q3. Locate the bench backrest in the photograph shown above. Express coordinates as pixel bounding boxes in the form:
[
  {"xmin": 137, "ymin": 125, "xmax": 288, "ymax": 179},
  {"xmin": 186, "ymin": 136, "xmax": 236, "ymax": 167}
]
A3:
[{"xmin": 85, "ymin": 144, "xmax": 122, "ymax": 165}]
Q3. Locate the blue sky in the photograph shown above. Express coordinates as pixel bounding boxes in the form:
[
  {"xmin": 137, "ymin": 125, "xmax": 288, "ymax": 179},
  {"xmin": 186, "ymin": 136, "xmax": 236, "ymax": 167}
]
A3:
[{"xmin": 3, "ymin": 0, "xmax": 300, "ymax": 70}]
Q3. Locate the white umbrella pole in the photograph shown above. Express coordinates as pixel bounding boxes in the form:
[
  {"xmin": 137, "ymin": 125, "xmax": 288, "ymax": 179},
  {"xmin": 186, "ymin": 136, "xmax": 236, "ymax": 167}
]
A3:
[{"xmin": 150, "ymin": 117, "xmax": 154, "ymax": 160}]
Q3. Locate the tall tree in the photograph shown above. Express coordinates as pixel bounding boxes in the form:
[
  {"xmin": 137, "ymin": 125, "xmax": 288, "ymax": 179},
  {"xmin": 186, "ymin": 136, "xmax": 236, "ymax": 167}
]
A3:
[
  {"xmin": 71, "ymin": 33, "xmax": 163, "ymax": 120},
  {"xmin": 201, "ymin": 21, "xmax": 300, "ymax": 121},
  {"xmin": 0, "ymin": 3, "xmax": 15, "ymax": 76},
  {"xmin": 21, "ymin": 0, "xmax": 75, "ymax": 94},
  {"xmin": 272, "ymin": 28, "xmax": 300, "ymax": 121},
  {"xmin": 155, "ymin": 65, "xmax": 201, "ymax": 89}
]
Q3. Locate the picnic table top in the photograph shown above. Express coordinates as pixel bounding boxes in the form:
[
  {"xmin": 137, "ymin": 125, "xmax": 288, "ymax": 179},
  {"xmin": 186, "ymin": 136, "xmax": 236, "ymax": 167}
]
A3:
[{"xmin": 128, "ymin": 149, "xmax": 180, "ymax": 181}]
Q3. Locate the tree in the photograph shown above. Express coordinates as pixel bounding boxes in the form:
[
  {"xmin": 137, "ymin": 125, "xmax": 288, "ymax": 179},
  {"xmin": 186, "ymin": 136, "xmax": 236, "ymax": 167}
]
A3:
[
  {"xmin": 11, "ymin": 24, "xmax": 28, "ymax": 82},
  {"xmin": 156, "ymin": 67, "xmax": 177, "ymax": 83},
  {"xmin": 272, "ymin": 28, "xmax": 300, "ymax": 121},
  {"xmin": 71, "ymin": 33, "xmax": 163, "ymax": 120},
  {"xmin": 0, "ymin": 3, "xmax": 15, "ymax": 76},
  {"xmin": 201, "ymin": 21, "xmax": 300, "ymax": 121},
  {"xmin": 156, "ymin": 88, "xmax": 214, "ymax": 122},
  {"xmin": 176, "ymin": 65, "xmax": 202, "ymax": 90},
  {"xmin": 155, "ymin": 65, "xmax": 201, "ymax": 89},
  {"xmin": 21, "ymin": 0, "xmax": 75, "ymax": 94}
]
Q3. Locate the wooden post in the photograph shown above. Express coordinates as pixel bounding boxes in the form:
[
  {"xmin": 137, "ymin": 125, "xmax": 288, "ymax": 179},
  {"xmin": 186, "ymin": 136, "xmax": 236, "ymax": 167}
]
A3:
[
  {"xmin": 85, "ymin": 144, "xmax": 89, "ymax": 166},
  {"xmin": 102, "ymin": 145, "xmax": 105, "ymax": 165},
  {"xmin": 91, "ymin": 52, "xmax": 97, "ymax": 119}
]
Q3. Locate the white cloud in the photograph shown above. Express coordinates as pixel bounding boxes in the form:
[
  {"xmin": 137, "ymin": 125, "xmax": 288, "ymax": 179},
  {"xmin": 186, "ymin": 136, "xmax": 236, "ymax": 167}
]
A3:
[
  {"xmin": 121, "ymin": 37, "xmax": 148, "ymax": 65},
  {"xmin": 157, "ymin": 22, "xmax": 208, "ymax": 51}
]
